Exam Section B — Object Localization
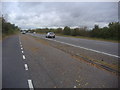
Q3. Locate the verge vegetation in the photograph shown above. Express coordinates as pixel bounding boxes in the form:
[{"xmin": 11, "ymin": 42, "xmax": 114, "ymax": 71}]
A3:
[
  {"xmin": 29, "ymin": 22, "xmax": 120, "ymax": 42},
  {"xmin": 1, "ymin": 16, "xmax": 20, "ymax": 38}
]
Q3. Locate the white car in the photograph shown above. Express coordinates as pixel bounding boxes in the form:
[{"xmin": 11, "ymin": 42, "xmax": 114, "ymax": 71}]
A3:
[
  {"xmin": 21, "ymin": 31, "xmax": 26, "ymax": 34},
  {"xmin": 46, "ymin": 32, "xmax": 55, "ymax": 38},
  {"xmin": 33, "ymin": 32, "xmax": 36, "ymax": 34}
]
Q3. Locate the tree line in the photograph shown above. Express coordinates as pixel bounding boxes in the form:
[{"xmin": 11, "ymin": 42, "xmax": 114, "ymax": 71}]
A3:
[
  {"xmin": 1, "ymin": 15, "xmax": 119, "ymax": 40},
  {"xmin": 1, "ymin": 16, "xmax": 20, "ymax": 37},
  {"xmin": 29, "ymin": 22, "xmax": 119, "ymax": 40}
]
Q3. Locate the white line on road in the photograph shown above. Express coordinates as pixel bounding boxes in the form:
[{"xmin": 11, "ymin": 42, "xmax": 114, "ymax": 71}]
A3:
[
  {"xmin": 21, "ymin": 47, "xmax": 23, "ymax": 50},
  {"xmin": 22, "ymin": 50, "xmax": 24, "ymax": 54},
  {"xmin": 44, "ymin": 37, "xmax": 120, "ymax": 58},
  {"xmin": 23, "ymin": 55, "xmax": 26, "ymax": 59},
  {"xmin": 74, "ymin": 86, "xmax": 77, "ymax": 88},
  {"xmin": 28, "ymin": 79, "xmax": 34, "ymax": 90},
  {"xmin": 20, "ymin": 45, "xmax": 23, "ymax": 47},
  {"xmin": 24, "ymin": 64, "xmax": 28, "ymax": 70}
]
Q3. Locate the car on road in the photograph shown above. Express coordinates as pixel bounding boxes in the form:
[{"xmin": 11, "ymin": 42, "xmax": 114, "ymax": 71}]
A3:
[
  {"xmin": 46, "ymin": 32, "xmax": 55, "ymax": 38},
  {"xmin": 33, "ymin": 32, "xmax": 36, "ymax": 34},
  {"xmin": 21, "ymin": 31, "xmax": 26, "ymax": 34}
]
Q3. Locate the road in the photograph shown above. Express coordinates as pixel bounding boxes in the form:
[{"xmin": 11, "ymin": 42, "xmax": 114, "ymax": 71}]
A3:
[
  {"xmin": 29, "ymin": 33, "xmax": 119, "ymax": 72},
  {"xmin": 2, "ymin": 34, "xmax": 118, "ymax": 88},
  {"xmin": 30, "ymin": 33, "xmax": 119, "ymax": 57},
  {"xmin": 2, "ymin": 35, "xmax": 28, "ymax": 88}
]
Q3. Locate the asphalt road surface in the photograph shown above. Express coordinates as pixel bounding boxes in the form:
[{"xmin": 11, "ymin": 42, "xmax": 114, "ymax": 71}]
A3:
[
  {"xmin": 2, "ymin": 35, "xmax": 28, "ymax": 88},
  {"xmin": 30, "ymin": 33, "xmax": 119, "ymax": 58},
  {"xmin": 2, "ymin": 34, "xmax": 118, "ymax": 88}
]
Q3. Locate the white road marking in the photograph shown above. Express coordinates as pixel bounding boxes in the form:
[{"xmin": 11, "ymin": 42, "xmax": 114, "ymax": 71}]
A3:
[
  {"xmin": 74, "ymin": 86, "xmax": 77, "ymax": 88},
  {"xmin": 28, "ymin": 79, "xmax": 34, "ymax": 90},
  {"xmin": 24, "ymin": 64, "xmax": 28, "ymax": 70},
  {"xmin": 22, "ymin": 50, "xmax": 24, "ymax": 54},
  {"xmin": 43, "ymin": 37, "xmax": 120, "ymax": 58},
  {"xmin": 21, "ymin": 47, "xmax": 23, "ymax": 50},
  {"xmin": 23, "ymin": 55, "xmax": 26, "ymax": 59},
  {"xmin": 20, "ymin": 45, "xmax": 23, "ymax": 47}
]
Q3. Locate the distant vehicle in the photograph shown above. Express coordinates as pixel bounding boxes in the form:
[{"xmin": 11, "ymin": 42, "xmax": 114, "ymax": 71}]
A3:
[
  {"xmin": 21, "ymin": 31, "xmax": 26, "ymax": 34},
  {"xmin": 46, "ymin": 32, "xmax": 55, "ymax": 38},
  {"xmin": 33, "ymin": 32, "xmax": 36, "ymax": 34}
]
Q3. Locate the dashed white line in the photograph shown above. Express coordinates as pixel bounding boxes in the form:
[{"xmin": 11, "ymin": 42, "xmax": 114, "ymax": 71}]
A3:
[
  {"xmin": 74, "ymin": 86, "xmax": 77, "ymax": 88},
  {"xmin": 24, "ymin": 64, "xmax": 28, "ymax": 70},
  {"xmin": 20, "ymin": 42, "xmax": 21, "ymax": 45},
  {"xmin": 28, "ymin": 79, "xmax": 34, "ymax": 90},
  {"xmin": 23, "ymin": 55, "xmax": 26, "ymax": 59},
  {"xmin": 22, "ymin": 50, "xmax": 24, "ymax": 54},
  {"xmin": 20, "ymin": 45, "xmax": 23, "ymax": 47},
  {"xmin": 20, "ymin": 36, "xmax": 33, "ymax": 89}
]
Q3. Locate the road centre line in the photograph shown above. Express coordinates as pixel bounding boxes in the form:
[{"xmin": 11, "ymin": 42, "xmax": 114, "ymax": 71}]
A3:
[
  {"xmin": 20, "ymin": 44, "xmax": 23, "ymax": 47},
  {"xmin": 28, "ymin": 79, "xmax": 34, "ymax": 90},
  {"xmin": 24, "ymin": 64, "xmax": 28, "ymax": 70},
  {"xmin": 22, "ymin": 50, "xmax": 23, "ymax": 53},
  {"xmin": 20, "ymin": 42, "xmax": 21, "ymax": 45},
  {"xmin": 43, "ymin": 37, "xmax": 120, "ymax": 58},
  {"xmin": 19, "ymin": 36, "xmax": 33, "ymax": 90},
  {"xmin": 19, "ymin": 38, "xmax": 31, "ymax": 89},
  {"xmin": 74, "ymin": 86, "xmax": 77, "ymax": 88},
  {"xmin": 23, "ymin": 55, "xmax": 26, "ymax": 59}
]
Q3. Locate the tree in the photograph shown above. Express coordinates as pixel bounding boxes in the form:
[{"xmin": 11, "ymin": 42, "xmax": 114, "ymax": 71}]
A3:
[
  {"xmin": 91, "ymin": 24, "xmax": 100, "ymax": 37},
  {"xmin": 63, "ymin": 26, "xmax": 71, "ymax": 35},
  {"xmin": 71, "ymin": 28, "xmax": 79, "ymax": 36},
  {"xmin": 90, "ymin": 22, "xmax": 120, "ymax": 40},
  {"xmin": 2, "ymin": 16, "xmax": 19, "ymax": 35},
  {"xmin": 56, "ymin": 28, "xmax": 63, "ymax": 34}
]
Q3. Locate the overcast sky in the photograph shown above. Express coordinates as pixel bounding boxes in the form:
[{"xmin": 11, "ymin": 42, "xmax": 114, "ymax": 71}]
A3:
[{"xmin": 2, "ymin": 2, "xmax": 118, "ymax": 29}]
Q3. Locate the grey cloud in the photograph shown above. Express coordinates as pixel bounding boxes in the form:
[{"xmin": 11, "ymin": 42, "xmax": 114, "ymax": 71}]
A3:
[{"xmin": 2, "ymin": 2, "xmax": 118, "ymax": 29}]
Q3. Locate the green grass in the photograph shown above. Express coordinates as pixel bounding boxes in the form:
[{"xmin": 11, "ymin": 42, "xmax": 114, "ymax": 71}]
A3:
[{"xmin": 2, "ymin": 31, "xmax": 19, "ymax": 39}]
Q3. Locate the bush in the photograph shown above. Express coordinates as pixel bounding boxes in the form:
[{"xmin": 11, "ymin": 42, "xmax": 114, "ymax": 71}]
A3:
[{"xmin": 2, "ymin": 16, "xmax": 19, "ymax": 36}]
